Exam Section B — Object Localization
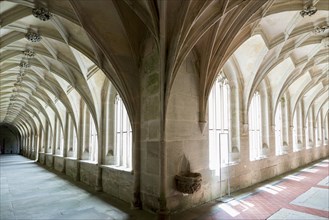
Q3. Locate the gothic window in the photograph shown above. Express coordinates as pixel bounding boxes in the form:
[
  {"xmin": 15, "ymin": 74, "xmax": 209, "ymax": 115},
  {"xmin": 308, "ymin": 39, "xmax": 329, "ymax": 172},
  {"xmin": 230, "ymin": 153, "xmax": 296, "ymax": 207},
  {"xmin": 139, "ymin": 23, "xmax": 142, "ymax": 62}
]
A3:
[
  {"xmin": 90, "ymin": 116, "xmax": 98, "ymax": 161},
  {"xmin": 208, "ymin": 74, "xmax": 230, "ymax": 176},
  {"xmin": 114, "ymin": 95, "xmax": 132, "ymax": 169},
  {"xmin": 249, "ymin": 92, "xmax": 262, "ymax": 160}
]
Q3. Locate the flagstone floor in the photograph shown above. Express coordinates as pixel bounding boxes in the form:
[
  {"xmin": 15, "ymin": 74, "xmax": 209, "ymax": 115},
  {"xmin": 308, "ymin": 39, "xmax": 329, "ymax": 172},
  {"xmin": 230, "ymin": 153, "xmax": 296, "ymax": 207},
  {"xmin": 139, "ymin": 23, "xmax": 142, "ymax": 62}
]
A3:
[{"xmin": 1, "ymin": 154, "xmax": 328, "ymax": 220}]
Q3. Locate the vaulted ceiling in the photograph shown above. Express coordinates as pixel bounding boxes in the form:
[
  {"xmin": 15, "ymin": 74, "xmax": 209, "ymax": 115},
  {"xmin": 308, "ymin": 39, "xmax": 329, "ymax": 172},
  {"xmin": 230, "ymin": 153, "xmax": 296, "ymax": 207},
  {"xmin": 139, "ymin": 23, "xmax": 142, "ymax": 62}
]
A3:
[{"xmin": 0, "ymin": 0, "xmax": 328, "ymax": 133}]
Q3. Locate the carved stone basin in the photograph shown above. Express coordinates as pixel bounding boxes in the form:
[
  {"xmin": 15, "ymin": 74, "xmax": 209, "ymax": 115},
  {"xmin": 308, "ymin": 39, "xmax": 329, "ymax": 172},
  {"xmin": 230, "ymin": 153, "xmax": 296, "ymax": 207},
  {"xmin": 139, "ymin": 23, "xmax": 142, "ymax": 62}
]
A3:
[{"xmin": 175, "ymin": 172, "xmax": 202, "ymax": 194}]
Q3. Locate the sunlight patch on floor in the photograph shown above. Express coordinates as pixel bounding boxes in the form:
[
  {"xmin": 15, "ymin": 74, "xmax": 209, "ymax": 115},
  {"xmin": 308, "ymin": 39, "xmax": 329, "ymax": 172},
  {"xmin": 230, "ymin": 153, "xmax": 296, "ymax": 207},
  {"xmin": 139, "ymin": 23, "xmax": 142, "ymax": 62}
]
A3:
[
  {"xmin": 284, "ymin": 175, "xmax": 306, "ymax": 181},
  {"xmin": 317, "ymin": 176, "xmax": 329, "ymax": 187},
  {"xmin": 301, "ymin": 168, "xmax": 319, "ymax": 173},
  {"xmin": 218, "ymin": 203, "xmax": 240, "ymax": 217},
  {"xmin": 267, "ymin": 208, "xmax": 327, "ymax": 220}
]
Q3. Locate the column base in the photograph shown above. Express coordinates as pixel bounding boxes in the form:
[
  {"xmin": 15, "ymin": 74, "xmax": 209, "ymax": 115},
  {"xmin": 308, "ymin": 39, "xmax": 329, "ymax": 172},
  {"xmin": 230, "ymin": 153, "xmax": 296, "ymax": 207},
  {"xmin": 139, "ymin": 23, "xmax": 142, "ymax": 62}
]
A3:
[
  {"xmin": 157, "ymin": 209, "xmax": 170, "ymax": 220},
  {"xmin": 131, "ymin": 192, "xmax": 142, "ymax": 209},
  {"xmin": 95, "ymin": 186, "xmax": 103, "ymax": 192}
]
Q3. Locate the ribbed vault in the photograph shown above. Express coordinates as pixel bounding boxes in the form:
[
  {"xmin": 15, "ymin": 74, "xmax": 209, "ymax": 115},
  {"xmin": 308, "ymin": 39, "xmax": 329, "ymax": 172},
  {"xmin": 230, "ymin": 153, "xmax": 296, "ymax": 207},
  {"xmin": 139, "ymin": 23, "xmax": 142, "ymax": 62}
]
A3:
[
  {"xmin": 1, "ymin": 0, "xmax": 327, "ymax": 140},
  {"xmin": 0, "ymin": 0, "xmax": 328, "ymax": 215}
]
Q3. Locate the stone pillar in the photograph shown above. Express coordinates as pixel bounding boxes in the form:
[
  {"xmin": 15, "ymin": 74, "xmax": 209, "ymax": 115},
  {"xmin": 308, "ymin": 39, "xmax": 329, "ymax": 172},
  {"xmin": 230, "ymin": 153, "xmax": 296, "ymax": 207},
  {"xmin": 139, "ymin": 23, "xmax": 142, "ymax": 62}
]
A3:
[
  {"xmin": 318, "ymin": 111, "xmax": 324, "ymax": 147},
  {"xmin": 39, "ymin": 125, "xmax": 44, "ymax": 153},
  {"xmin": 29, "ymin": 133, "xmax": 32, "ymax": 158},
  {"xmin": 68, "ymin": 117, "xmax": 74, "ymax": 151},
  {"xmin": 76, "ymin": 101, "xmax": 85, "ymax": 181},
  {"xmin": 296, "ymin": 102, "xmax": 303, "ymax": 149},
  {"xmin": 44, "ymin": 122, "xmax": 48, "ymax": 164},
  {"xmin": 34, "ymin": 133, "xmax": 38, "ymax": 158},
  {"xmin": 52, "ymin": 117, "xmax": 57, "ymax": 168},
  {"xmin": 281, "ymin": 99, "xmax": 289, "ymax": 153},
  {"xmin": 139, "ymin": 36, "xmax": 161, "ymax": 212},
  {"xmin": 301, "ymin": 100, "xmax": 308, "ymax": 149},
  {"xmin": 30, "ymin": 131, "xmax": 35, "ymax": 159},
  {"xmin": 104, "ymin": 91, "xmax": 116, "ymax": 164},
  {"xmin": 96, "ymin": 102, "xmax": 104, "ymax": 192},
  {"xmin": 53, "ymin": 117, "xmax": 57, "ymax": 152},
  {"xmin": 308, "ymin": 108, "xmax": 314, "ymax": 148},
  {"xmin": 261, "ymin": 90, "xmax": 269, "ymax": 157},
  {"xmin": 84, "ymin": 110, "xmax": 90, "ymax": 155},
  {"xmin": 286, "ymin": 97, "xmax": 293, "ymax": 153},
  {"xmin": 62, "ymin": 112, "xmax": 69, "ymax": 173},
  {"xmin": 324, "ymin": 113, "xmax": 329, "ymax": 145},
  {"xmin": 230, "ymin": 86, "xmax": 240, "ymax": 161}
]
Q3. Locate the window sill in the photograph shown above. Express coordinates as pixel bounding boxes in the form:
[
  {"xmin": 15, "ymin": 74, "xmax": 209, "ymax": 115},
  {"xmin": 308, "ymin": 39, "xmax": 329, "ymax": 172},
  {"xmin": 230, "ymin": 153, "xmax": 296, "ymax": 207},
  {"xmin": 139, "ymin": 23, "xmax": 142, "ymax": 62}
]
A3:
[
  {"xmin": 251, "ymin": 156, "xmax": 268, "ymax": 161},
  {"xmin": 65, "ymin": 157, "xmax": 77, "ymax": 160},
  {"xmin": 276, "ymin": 152, "xmax": 288, "ymax": 156},
  {"xmin": 79, "ymin": 160, "xmax": 97, "ymax": 165},
  {"xmin": 100, "ymin": 164, "xmax": 132, "ymax": 173},
  {"xmin": 221, "ymin": 161, "xmax": 239, "ymax": 167}
]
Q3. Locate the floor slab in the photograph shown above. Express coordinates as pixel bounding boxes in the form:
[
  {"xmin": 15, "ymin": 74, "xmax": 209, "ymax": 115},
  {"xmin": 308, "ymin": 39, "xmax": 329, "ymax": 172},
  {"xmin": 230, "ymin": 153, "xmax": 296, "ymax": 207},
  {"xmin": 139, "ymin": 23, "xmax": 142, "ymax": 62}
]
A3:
[
  {"xmin": 290, "ymin": 187, "xmax": 329, "ymax": 211},
  {"xmin": 318, "ymin": 176, "xmax": 329, "ymax": 186},
  {"xmin": 267, "ymin": 208, "xmax": 327, "ymax": 220}
]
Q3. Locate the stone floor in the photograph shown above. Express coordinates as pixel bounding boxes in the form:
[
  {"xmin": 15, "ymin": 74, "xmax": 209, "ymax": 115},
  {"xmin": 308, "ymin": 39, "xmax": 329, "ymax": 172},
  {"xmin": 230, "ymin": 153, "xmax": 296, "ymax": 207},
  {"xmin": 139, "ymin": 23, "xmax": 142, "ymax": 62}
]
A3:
[
  {"xmin": 0, "ymin": 155, "xmax": 155, "ymax": 220},
  {"xmin": 1, "ymin": 155, "xmax": 329, "ymax": 220}
]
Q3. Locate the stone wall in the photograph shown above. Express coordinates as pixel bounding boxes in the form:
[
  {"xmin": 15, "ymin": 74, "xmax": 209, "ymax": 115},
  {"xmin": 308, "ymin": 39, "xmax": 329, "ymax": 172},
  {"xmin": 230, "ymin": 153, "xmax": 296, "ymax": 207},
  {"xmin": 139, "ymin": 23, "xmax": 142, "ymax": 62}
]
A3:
[
  {"xmin": 229, "ymin": 146, "xmax": 328, "ymax": 193},
  {"xmin": 36, "ymin": 154, "xmax": 135, "ymax": 204},
  {"xmin": 79, "ymin": 161, "xmax": 98, "ymax": 187},
  {"xmin": 102, "ymin": 167, "xmax": 133, "ymax": 203},
  {"xmin": 45, "ymin": 154, "xmax": 53, "ymax": 168},
  {"xmin": 139, "ymin": 38, "xmax": 161, "ymax": 212},
  {"xmin": 65, "ymin": 158, "xmax": 78, "ymax": 179},
  {"xmin": 54, "ymin": 156, "xmax": 64, "ymax": 172},
  {"xmin": 165, "ymin": 54, "xmax": 212, "ymax": 211},
  {"xmin": 39, "ymin": 153, "xmax": 45, "ymax": 164}
]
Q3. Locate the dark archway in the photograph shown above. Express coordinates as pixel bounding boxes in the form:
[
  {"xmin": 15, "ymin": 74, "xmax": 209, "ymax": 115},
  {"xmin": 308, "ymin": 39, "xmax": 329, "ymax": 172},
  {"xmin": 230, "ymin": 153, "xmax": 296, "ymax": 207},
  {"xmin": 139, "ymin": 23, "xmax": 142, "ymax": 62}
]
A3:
[{"xmin": 0, "ymin": 123, "xmax": 21, "ymax": 154}]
